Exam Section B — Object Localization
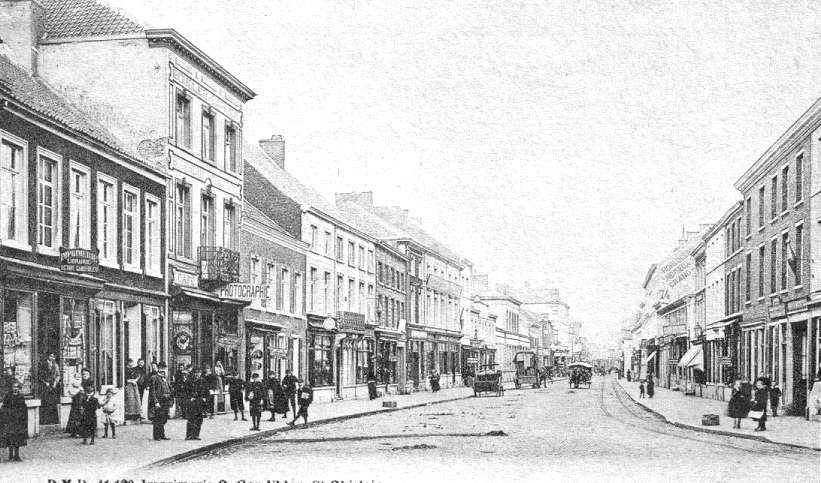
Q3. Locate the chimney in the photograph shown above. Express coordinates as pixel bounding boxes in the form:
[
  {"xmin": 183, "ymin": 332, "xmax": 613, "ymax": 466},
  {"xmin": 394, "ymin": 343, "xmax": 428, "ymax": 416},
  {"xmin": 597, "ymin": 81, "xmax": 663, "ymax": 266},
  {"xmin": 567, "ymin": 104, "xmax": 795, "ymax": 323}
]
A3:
[
  {"xmin": 259, "ymin": 135, "xmax": 285, "ymax": 169},
  {"xmin": 335, "ymin": 191, "xmax": 374, "ymax": 208},
  {"xmin": 0, "ymin": 0, "xmax": 44, "ymax": 73}
]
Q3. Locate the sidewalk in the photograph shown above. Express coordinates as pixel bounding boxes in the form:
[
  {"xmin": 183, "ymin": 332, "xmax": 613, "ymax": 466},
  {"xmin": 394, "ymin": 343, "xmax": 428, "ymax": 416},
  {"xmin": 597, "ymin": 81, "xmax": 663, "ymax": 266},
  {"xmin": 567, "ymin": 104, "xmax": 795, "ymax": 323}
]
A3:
[
  {"xmin": 616, "ymin": 378, "xmax": 820, "ymax": 450},
  {"xmin": 6, "ymin": 386, "xmax": 474, "ymax": 475}
]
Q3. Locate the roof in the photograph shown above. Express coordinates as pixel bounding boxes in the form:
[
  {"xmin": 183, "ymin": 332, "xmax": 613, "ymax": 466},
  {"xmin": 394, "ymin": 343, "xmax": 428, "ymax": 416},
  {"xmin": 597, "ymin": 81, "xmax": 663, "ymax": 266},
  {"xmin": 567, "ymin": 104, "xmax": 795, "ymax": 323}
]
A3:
[
  {"xmin": 40, "ymin": 0, "xmax": 145, "ymax": 39},
  {"xmin": 243, "ymin": 201, "xmax": 292, "ymax": 237},
  {"xmin": 369, "ymin": 206, "xmax": 463, "ymax": 265},
  {"xmin": 0, "ymin": 53, "xmax": 136, "ymax": 161},
  {"xmin": 335, "ymin": 201, "xmax": 405, "ymax": 240},
  {"xmin": 478, "ymin": 291, "xmax": 522, "ymax": 306}
]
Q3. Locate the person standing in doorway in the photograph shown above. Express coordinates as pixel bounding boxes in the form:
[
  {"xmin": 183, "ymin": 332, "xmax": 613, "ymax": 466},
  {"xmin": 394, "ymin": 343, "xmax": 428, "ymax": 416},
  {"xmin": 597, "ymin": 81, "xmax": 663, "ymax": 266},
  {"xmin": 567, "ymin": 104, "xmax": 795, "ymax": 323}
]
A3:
[
  {"xmin": 626, "ymin": 369, "xmax": 632, "ymax": 382},
  {"xmin": 38, "ymin": 353, "xmax": 61, "ymax": 425},
  {"xmin": 281, "ymin": 369, "xmax": 298, "ymax": 416},
  {"xmin": 149, "ymin": 362, "xmax": 172, "ymax": 441}
]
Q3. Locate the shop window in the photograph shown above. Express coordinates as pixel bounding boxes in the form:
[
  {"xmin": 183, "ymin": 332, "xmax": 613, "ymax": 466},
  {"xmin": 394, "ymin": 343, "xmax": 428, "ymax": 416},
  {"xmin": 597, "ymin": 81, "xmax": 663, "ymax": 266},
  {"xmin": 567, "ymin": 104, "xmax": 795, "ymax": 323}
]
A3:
[
  {"xmin": 309, "ymin": 334, "xmax": 333, "ymax": 387},
  {"xmin": 248, "ymin": 334, "xmax": 264, "ymax": 380},
  {"xmin": 61, "ymin": 298, "xmax": 88, "ymax": 397},
  {"xmin": 1, "ymin": 290, "xmax": 34, "ymax": 396},
  {"xmin": 355, "ymin": 339, "xmax": 374, "ymax": 384},
  {"xmin": 95, "ymin": 300, "xmax": 118, "ymax": 388},
  {"xmin": 144, "ymin": 305, "xmax": 162, "ymax": 365},
  {"xmin": 171, "ymin": 310, "xmax": 194, "ymax": 373},
  {"xmin": 378, "ymin": 341, "xmax": 396, "ymax": 385}
]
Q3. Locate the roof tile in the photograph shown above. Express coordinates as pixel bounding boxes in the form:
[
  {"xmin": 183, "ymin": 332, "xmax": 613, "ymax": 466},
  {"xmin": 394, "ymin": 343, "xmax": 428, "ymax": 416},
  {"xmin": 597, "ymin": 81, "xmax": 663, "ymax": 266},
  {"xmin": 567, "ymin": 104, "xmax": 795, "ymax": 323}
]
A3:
[{"xmin": 40, "ymin": 0, "xmax": 144, "ymax": 39}]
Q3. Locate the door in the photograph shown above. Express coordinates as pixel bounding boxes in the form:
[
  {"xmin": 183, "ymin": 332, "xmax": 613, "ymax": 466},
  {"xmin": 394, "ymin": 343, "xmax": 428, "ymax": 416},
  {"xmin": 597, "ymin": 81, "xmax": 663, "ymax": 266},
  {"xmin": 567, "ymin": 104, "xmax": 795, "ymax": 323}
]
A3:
[
  {"xmin": 793, "ymin": 322, "xmax": 808, "ymax": 414},
  {"xmin": 37, "ymin": 292, "xmax": 61, "ymax": 424}
]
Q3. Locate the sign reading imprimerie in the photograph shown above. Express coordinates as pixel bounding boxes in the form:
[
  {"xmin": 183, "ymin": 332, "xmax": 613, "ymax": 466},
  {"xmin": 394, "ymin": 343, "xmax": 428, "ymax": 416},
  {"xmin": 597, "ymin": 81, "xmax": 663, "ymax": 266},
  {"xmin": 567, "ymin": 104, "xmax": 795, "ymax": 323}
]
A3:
[
  {"xmin": 59, "ymin": 247, "xmax": 99, "ymax": 273},
  {"xmin": 218, "ymin": 283, "xmax": 268, "ymax": 300}
]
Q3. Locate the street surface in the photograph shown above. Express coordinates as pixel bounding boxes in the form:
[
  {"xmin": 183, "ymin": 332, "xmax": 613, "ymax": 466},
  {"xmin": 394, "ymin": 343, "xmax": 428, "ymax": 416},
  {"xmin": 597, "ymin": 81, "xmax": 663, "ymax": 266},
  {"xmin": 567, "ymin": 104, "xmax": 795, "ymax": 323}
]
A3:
[{"xmin": 160, "ymin": 376, "xmax": 819, "ymax": 483}]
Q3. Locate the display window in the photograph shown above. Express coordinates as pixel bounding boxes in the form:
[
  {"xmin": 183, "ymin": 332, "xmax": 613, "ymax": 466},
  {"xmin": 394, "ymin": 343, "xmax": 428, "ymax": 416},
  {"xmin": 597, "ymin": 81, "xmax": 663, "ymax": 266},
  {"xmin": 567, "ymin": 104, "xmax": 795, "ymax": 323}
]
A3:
[
  {"xmin": 309, "ymin": 334, "xmax": 333, "ymax": 387},
  {"xmin": 355, "ymin": 339, "xmax": 374, "ymax": 384},
  {"xmin": 1, "ymin": 290, "xmax": 34, "ymax": 396},
  {"xmin": 61, "ymin": 298, "xmax": 88, "ymax": 396}
]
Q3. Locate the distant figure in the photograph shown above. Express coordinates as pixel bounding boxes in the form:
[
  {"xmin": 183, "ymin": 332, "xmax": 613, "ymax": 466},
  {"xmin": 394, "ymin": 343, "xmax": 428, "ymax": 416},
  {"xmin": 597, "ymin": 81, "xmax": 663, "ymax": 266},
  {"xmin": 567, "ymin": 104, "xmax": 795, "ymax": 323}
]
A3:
[
  {"xmin": 626, "ymin": 370, "xmax": 632, "ymax": 382},
  {"xmin": 282, "ymin": 369, "xmax": 299, "ymax": 415},
  {"xmin": 751, "ymin": 378, "xmax": 769, "ymax": 432},
  {"xmin": 226, "ymin": 370, "xmax": 247, "ymax": 421},
  {"xmin": 149, "ymin": 362, "xmax": 172, "ymax": 441},
  {"xmin": 288, "ymin": 380, "xmax": 313, "ymax": 426},
  {"xmin": 646, "ymin": 374, "xmax": 655, "ymax": 398},
  {"xmin": 769, "ymin": 383, "xmax": 781, "ymax": 417},
  {"xmin": 728, "ymin": 379, "xmax": 750, "ymax": 429},
  {"xmin": 246, "ymin": 373, "xmax": 265, "ymax": 431},
  {"xmin": 0, "ymin": 381, "xmax": 28, "ymax": 461},
  {"xmin": 639, "ymin": 379, "xmax": 646, "ymax": 398}
]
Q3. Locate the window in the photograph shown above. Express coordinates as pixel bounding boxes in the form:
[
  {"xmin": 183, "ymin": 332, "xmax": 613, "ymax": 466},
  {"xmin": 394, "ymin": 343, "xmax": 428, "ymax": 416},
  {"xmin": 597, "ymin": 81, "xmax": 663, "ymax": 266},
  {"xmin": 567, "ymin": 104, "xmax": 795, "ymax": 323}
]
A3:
[
  {"xmin": 37, "ymin": 152, "xmax": 60, "ymax": 251},
  {"xmin": 0, "ymin": 137, "xmax": 27, "ymax": 245},
  {"xmin": 758, "ymin": 245, "xmax": 765, "ymax": 298},
  {"xmin": 295, "ymin": 273, "xmax": 303, "ymax": 314},
  {"xmin": 309, "ymin": 268, "xmax": 317, "ymax": 312},
  {"xmin": 122, "ymin": 187, "xmax": 140, "ymax": 269},
  {"xmin": 367, "ymin": 249, "xmax": 374, "ymax": 273},
  {"xmin": 310, "ymin": 225, "xmax": 318, "ymax": 248},
  {"xmin": 367, "ymin": 284, "xmax": 374, "ymax": 321},
  {"xmin": 745, "ymin": 253, "xmax": 751, "ymax": 302},
  {"xmin": 324, "ymin": 231, "xmax": 332, "ymax": 256},
  {"xmin": 224, "ymin": 123, "xmax": 239, "ymax": 172},
  {"xmin": 336, "ymin": 275, "xmax": 344, "ymax": 311},
  {"xmin": 782, "ymin": 165, "xmax": 789, "ymax": 212},
  {"xmin": 144, "ymin": 305, "xmax": 162, "ymax": 365},
  {"xmin": 324, "ymin": 272, "xmax": 331, "ymax": 314},
  {"xmin": 264, "ymin": 262, "xmax": 275, "ymax": 308},
  {"xmin": 95, "ymin": 300, "xmax": 118, "ymax": 387},
  {"xmin": 145, "ymin": 196, "xmax": 161, "ymax": 274},
  {"xmin": 771, "ymin": 176, "xmax": 778, "ymax": 219},
  {"xmin": 201, "ymin": 110, "xmax": 215, "ymax": 161},
  {"xmin": 173, "ymin": 183, "xmax": 192, "ymax": 258},
  {"xmin": 347, "ymin": 278, "xmax": 354, "ymax": 311},
  {"xmin": 309, "ymin": 335, "xmax": 333, "ymax": 387},
  {"xmin": 770, "ymin": 239, "xmax": 777, "ymax": 294},
  {"xmin": 758, "ymin": 186, "xmax": 765, "ymax": 227},
  {"xmin": 223, "ymin": 203, "xmax": 237, "ymax": 250},
  {"xmin": 348, "ymin": 241, "xmax": 355, "ymax": 266},
  {"xmin": 250, "ymin": 258, "xmax": 261, "ymax": 285},
  {"xmin": 781, "ymin": 233, "xmax": 789, "ymax": 291},
  {"xmin": 794, "ymin": 224, "xmax": 803, "ymax": 286},
  {"xmin": 745, "ymin": 197, "xmax": 751, "ymax": 236},
  {"xmin": 200, "ymin": 195, "xmax": 215, "ymax": 248},
  {"xmin": 355, "ymin": 339, "xmax": 374, "ymax": 384},
  {"xmin": 97, "ymin": 175, "xmax": 117, "ymax": 263},
  {"xmin": 378, "ymin": 262, "xmax": 383, "ymax": 283},
  {"xmin": 1, "ymin": 290, "xmax": 34, "ymax": 396},
  {"xmin": 795, "ymin": 154, "xmax": 803, "ymax": 203},
  {"xmin": 336, "ymin": 236, "xmax": 344, "ymax": 261},
  {"xmin": 280, "ymin": 267, "xmax": 290, "ymax": 312},
  {"xmin": 175, "ymin": 92, "xmax": 191, "ymax": 148},
  {"xmin": 68, "ymin": 164, "xmax": 90, "ymax": 249},
  {"xmin": 359, "ymin": 281, "xmax": 365, "ymax": 313},
  {"xmin": 359, "ymin": 245, "xmax": 365, "ymax": 269}
]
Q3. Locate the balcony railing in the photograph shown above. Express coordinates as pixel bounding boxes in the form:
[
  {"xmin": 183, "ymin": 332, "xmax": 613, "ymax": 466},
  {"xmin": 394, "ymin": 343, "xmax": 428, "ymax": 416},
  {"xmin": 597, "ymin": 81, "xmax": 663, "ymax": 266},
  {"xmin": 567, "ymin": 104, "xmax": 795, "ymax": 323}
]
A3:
[{"xmin": 198, "ymin": 246, "xmax": 240, "ymax": 284}]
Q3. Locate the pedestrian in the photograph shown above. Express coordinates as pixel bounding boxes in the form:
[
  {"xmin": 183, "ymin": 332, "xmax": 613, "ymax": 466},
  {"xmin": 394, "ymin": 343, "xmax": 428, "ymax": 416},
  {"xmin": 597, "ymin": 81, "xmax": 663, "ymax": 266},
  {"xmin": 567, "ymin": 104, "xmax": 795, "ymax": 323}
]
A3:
[
  {"xmin": 728, "ymin": 379, "xmax": 750, "ymax": 428},
  {"xmin": 185, "ymin": 367, "xmax": 209, "ymax": 440},
  {"xmin": 267, "ymin": 376, "xmax": 289, "ymax": 421},
  {"xmin": 172, "ymin": 364, "xmax": 190, "ymax": 419},
  {"xmin": 64, "ymin": 376, "xmax": 84, "ymax": 437},
  {"xmin": 367, "ymin": 370, "xmax": 378, "ymax": 400},
  {"xmin": 148, "ymin": 362, "xmax": 172, "ymax": 441},
  {"xmin": 38, "ymin": 352, "xmax": 61, "ymax": 425},
  {"xmin": 214, "ymin": 361, "xmax": 226, "ymax": 414},
  {"xmin": 0, "ymin": 381, "xmax": 28, "ymax": 461},
  {"xmin": 751, "ymin": 378, "xmax": 769, "ymax": 432},
  {"xmin": 627, "ymin": 369, "xmax": 632, "ymax": 382},
  {"xmin": 288, "ymin": 379, "xmax": 313, "ymax": 426},
  {"xmin": 203, "ymin": 365, "xmax": 218, "ymax": 419},
  {"xmin": 0, "ymin": 366, "xmax": 16, "ymax": 401},
  {"xmin": 135, "ymin": 359, "xmax": 148, "ymax": 403},
  {"xmin": 101, "ymin": 388, "xmax": 118, "ymax": 439},
  {"xmin": 281, "ymin": 369, "xmax": 298, "ymax": 416},
  {"xmin": 646, "ymin": 374, "xmax": 655, "ymax": 398},
  {"xmin": 247, "ymin": 372, "xmax": 265, "ymax": 431},
  {"xmin": 124, "ymin": 359, "xmax": 142, "ymax": 423},
  {"xmin": 429, "ymin": 369, "xmax": 441, "ymax": 392},
  {"xmin": 79, "ymin": 384, "xmax": 99, "ymax": 445},
  {"xmin": 226, "ymin": 370, "xmax": 247, "ymax": 421},
  {"xmin": 638, "ymin": 379, "xmax": 645, "ymax": 398},
  {"xmin": 769, "ymin": 382, "xmax": 781, "ymax": 417}
]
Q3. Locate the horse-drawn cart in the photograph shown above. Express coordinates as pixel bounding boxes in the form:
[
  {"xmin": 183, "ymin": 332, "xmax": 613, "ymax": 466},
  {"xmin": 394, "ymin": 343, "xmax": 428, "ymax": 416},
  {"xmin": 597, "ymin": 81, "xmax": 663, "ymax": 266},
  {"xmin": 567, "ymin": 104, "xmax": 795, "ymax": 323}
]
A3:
[{"xmin": 473, "ymin": 364, "xmax": 503, "ymax": 397}]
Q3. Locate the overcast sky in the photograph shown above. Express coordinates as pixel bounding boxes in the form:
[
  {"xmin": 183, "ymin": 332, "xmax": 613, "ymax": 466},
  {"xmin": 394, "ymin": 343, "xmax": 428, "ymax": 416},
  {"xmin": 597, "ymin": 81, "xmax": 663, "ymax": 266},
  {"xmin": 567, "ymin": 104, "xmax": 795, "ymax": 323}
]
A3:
[{"xmin": 110, "ymin": 0, "xmax": 821, "ymax": 343}]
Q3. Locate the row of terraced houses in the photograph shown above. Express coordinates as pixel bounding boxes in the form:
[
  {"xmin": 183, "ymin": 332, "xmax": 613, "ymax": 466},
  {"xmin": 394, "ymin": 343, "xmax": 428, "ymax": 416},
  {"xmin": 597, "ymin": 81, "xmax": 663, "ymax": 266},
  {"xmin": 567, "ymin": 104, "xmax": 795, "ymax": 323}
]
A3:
[
  {"xmin": 0, "ymin": 0, "xmax": 580, "ymax": 436},
  {"xmin": 622, "ymin": 98, "xmax": 821, "ymax": 418}
]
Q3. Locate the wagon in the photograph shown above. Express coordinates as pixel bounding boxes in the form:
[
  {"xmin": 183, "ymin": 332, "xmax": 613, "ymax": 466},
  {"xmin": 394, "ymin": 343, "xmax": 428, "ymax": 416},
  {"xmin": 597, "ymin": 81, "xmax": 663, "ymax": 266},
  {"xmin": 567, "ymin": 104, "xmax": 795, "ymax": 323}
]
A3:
[
  {"xmin": 513, "ymin": 350, "xmax": 542, "ymax": 389},
  {"xmin": 568, "ymin": 361, "xmax": 593, "ymax": 389},
  {"xmin": 473, "ymin": 364, "xmax": 503, "ymax": 397}
]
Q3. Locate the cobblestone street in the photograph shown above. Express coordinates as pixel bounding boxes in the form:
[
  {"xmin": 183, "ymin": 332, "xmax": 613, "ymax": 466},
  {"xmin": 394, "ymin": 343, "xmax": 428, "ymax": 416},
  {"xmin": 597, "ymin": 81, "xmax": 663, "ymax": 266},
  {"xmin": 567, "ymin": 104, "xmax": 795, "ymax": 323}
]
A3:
[{"xmin": 156, "ymin": 376, "xmax": 819, "ymax": 483}]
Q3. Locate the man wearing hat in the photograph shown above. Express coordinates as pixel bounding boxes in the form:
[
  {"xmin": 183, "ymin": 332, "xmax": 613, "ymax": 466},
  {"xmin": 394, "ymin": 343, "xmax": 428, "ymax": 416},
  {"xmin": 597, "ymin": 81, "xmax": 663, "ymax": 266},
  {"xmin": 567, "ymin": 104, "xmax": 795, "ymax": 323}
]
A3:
[{"xmin": 148, "ymin": 362, "xmax": 172, "ymax": 440}]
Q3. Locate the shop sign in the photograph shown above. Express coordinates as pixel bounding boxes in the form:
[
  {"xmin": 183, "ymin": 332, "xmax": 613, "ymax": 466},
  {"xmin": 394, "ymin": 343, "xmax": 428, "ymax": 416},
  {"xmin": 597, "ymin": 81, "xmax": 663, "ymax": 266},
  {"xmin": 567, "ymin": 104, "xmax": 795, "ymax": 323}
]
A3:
[
  {"xmin": 668, "ymin": 359, "xmax": 678, "ymax": 366},
  {"xmin": 720, "ymin": 357, "xmax": 733, "ymax": 367},
  {"xmin": 466, "ymin": 357, "xmax": 479, "ymax": 364},
  {"xmin": 322, "ymin": 317, "xmax": 337, "ymax": 331},
  {"xmin": 218, "ymin": 283, "xmax": 268, "ymax": 300},
  {"xmin": 410, "ymin": 330, "xmax": 428, "ymax": 339},
  {"xmin": 59, "ymin": 247, "xmax": 99, "ymax": 273},
  {"xmin": 172, "ymin": 267, "xmax": 199, "ymax": 288},
  {"xmin": 388, "ymin": 355, "xmax": 398, "ymax": 362},
  {"xmin": 173, "ymin": 329, "xmax": 193, "ymax": 353}
]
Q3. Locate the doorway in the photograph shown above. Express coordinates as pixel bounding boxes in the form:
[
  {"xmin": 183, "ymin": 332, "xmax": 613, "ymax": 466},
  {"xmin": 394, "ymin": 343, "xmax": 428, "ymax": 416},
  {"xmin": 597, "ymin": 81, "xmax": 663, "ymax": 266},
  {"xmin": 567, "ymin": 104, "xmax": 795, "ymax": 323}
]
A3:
[
  {"xmin": 37, "ymin": 292, "xmax": 61, "ymax": 425},
  {"xmin": 792, "ymin": 322, "xmax": 808, "ymax": 415}
]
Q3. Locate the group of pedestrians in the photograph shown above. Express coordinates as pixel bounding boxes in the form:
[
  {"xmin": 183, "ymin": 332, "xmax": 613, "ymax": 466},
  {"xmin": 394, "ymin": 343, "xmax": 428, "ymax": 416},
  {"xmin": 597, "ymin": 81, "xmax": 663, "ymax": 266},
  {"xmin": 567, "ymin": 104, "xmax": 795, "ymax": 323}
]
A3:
[
  {"xmin": 243, "ymin": 370, "xmax": 312, "ymax": 431},
  {"xmin": 728, "ymin": 376, "xmax": 781, "ymax": 432},
  {"xmin": 637, "ymin": 373, "xmax": 655, "ymax": 398}
]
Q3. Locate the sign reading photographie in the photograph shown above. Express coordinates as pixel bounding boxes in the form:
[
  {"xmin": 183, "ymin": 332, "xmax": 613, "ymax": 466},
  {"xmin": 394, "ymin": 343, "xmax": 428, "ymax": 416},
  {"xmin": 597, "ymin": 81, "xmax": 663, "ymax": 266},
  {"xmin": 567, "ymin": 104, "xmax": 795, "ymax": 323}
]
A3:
[
  {"xmin": 59, "ymin": 247, "xmax": 99, "ymax": 273},
  {"xmin": 218, "ymin": 283, "xmax": 268, "ymax": 301}
]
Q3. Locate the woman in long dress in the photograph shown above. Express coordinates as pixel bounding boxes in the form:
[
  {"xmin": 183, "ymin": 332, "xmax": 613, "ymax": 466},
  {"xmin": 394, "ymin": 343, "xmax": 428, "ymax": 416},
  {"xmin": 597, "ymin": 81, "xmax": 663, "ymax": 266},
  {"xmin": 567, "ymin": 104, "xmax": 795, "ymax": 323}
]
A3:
[{"xmin": 124, "ymin": 359, "xmax": 142, "ymax": 423}]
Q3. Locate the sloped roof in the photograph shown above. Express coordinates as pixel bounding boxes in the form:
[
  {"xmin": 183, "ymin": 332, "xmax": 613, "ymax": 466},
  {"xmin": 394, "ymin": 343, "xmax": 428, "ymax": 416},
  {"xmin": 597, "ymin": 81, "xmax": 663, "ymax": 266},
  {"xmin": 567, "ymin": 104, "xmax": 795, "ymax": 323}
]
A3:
[
  {"xmin": 40, "ymin": 0, "xmax": 145, "ymax": 39},
  {"xmin": 369, "ymin": 206, "xmax": 462, "ymax": 264},
  {"xmin": 242, "ymin": 200, "xmax": 292, "ymax": 238},
  {"xmin": 243, "ymin": 142, "xmax": 356, "ymax": 226},
  {"xmin": 0, "ymin": 53, "xmax": 134, "ymax": 159},
  {"xmin": 335, "ymin": 201, "xmax": 405, "ymax": 240}
]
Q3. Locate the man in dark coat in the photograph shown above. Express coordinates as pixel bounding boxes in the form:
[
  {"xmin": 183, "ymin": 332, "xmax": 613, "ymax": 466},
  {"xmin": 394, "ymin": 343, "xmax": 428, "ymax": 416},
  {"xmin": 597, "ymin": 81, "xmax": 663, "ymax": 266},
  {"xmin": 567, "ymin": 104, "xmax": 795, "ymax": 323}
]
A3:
[
  {"xmin": 646, "ymin": 373, "xmax": 655, "ymax": 398},
  {"xmin": 246, "ymin": 373, "xmax": 265, "ymax": 431},
  {"xmin": 288, "ymin": 379, "xmax": 313, "ymax": 426},
  {"xmin": 185, "ymin": 368, "xmax": 210, "ymax": 440},
  {"xmin": 38, "ymin": 353, "xmax": 61, "ymax": 425},
  {"xmin": 226, "ymin": 370, "xmax": 247, "ymax": 421},
  {"xmin": 281, "ymin": 369, "xmax": 298, "ymax": 415},
  {"xmin": 1, "ymin": 381, "xmax": 28, "ymax": 461},
  {"xmin": 149, "ymin": 362, "xmax": 172, "ymax": 440}
]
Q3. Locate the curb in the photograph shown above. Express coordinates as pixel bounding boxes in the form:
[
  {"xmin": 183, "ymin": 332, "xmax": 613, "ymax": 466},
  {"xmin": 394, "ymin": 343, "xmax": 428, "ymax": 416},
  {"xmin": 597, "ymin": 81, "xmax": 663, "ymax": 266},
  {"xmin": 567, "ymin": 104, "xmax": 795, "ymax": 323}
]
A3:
[
  {"xmin": 141, "ymin": 392, "xmax": 476, "ymax": 469},
  {"xmin": 614, "ymin": 379, "xmax": 820, "ymax": 452}
]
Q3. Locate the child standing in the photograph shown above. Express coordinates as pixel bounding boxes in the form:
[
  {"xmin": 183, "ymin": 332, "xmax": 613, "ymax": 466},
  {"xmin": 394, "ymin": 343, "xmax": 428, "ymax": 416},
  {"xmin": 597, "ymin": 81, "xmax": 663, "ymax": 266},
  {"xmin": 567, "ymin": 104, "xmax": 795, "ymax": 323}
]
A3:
[
  {"xmin": 246, "ymin": 373, "xmax": 265, "ymax": 431},
  {"xmin": 101, "ymin": 388, "xmax": 118, "ymax": 439},
  {"xmin": 0, "ymin": 382, "xmax": 28, "ymax": 462},
  {"xmin": 226, "ymin": 370, "xmax": 247, "ymax": 421},
  {"xmin": 769, "ymin": 383, "xmax": 782, "ymax": 417},
  {"xmin": 288, "ymin": 379, "xmax": 313, "ymax": 426},
  {"xmin": 639, "ymin": 379, "xmax": 646, "ymax": 398},
  {"xmin": 728, "ymin": 379, "xmax": 750, "ymax": 429},
  {"xmin": 80, "ymin": 385, "xmax": 100, "ymax": 445}
]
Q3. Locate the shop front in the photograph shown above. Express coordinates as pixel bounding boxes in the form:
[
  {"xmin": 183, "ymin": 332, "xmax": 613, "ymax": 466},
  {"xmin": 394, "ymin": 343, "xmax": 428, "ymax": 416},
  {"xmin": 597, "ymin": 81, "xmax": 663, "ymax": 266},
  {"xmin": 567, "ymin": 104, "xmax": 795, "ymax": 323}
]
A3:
[
  {"xmin": 375, "ymin": 327, "xmax": 401, "ymax": 395},
  {"xmin": 306, "ymin": 312, "xmax": 375, "ymax": 401},
  {"xmin": 406, "ymin": 328, "xmax": 428, "ymax": 391}
]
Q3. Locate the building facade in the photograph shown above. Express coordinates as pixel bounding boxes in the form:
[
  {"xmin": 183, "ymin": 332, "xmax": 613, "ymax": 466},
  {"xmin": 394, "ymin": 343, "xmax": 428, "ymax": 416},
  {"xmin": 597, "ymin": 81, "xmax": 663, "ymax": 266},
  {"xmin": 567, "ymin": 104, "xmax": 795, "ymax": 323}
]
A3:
[
  {"xmin": 0, "ymin": 48, "xmax": 166, "ymax": 435},
  {"xmin": 480, "ymin": 292, "xmax": 528, "ymax": 382}
]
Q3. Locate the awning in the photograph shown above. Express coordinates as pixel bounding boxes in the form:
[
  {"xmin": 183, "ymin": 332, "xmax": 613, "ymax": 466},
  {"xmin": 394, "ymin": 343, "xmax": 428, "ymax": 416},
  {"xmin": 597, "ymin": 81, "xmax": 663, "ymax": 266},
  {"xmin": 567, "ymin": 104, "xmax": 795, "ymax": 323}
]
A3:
[
  {"xmin": 677, "ymin": 345, "xmax": 703, "ymax": 369},
  {"xmin": 643, "ymin": 350, "xmax": 657, "ymax": 364},
  {"xmin": 172, "ymin": 287, "xmax": 250, "ymax": 306}
]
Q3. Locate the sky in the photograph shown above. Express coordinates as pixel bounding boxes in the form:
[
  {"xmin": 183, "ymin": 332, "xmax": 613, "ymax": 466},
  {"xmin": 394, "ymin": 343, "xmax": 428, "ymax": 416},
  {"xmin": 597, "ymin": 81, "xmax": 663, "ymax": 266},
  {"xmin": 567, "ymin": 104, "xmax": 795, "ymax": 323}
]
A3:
[{"xmin": 108, "ymin": 0, "xmax": 821, "ymax": 344}]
